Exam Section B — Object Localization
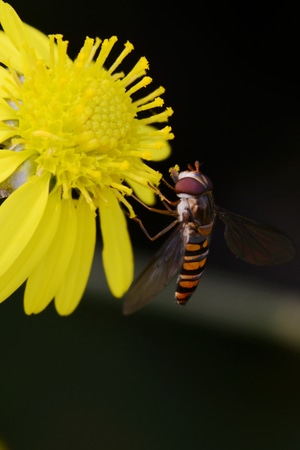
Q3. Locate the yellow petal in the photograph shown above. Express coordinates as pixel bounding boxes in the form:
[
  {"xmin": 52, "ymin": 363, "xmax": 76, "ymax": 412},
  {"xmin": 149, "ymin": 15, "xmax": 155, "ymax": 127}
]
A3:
[
  {"xmin": 0, "ymin": 101, "xmax": 16, "ymax": 120},
  {"xmin": 148, "ymin": 140, "xmax": 172, "ymax": 161},
  {"xmin": 0, "ymin": 65, "xmax": 18, "ymax": 97},
  {"xmin": 0, "ymin": 150, "xmax": 34, "ymax": 183},
  {"xmin": 0, "ymin": 1, "xmax": 31, "ymax": 52},
  {"xmin": 0, "ymin": 0, "xmax": 60, "ymax": 68},
  {"xmin": 126, "ymin": 178, "xmax": 156, "ymax": 205},
  {"xmin": 98, "ymin": 188, "xmax": 133, "ymax": 297},
  {"xmin": 24, "ymin": 197, "xmax": 77, "ymax": 314},
  {"xmin": 0, "ymin": 173, "xmax": 50, "ymax": 277},
  {"xmin": 55, "ymin": 197, "xmax": 96, "ymax": 315},
  {"xmin": 0, "ymin": 188, "xmax": 61, "ymax": 302},
  {"xmin": 22, "ymin": 23, "xmax": 53, "ymax": 62},
  {"xmin": 0, "ymin": 30, "xmax": 23, "ymax": 72},
  {"xmin": 0, "ymin": 129, "xmax": 15, "ymax": 142},
  {"xmin": 139, "ymin": 125, "xmax": 172, "ymax": 161}
]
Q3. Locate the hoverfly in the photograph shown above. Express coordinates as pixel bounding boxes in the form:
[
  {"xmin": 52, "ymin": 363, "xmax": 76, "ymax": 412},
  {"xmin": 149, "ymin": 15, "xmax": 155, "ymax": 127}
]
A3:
[{"xmin": 122, "ymin": 161, "xmax": 296, "ymax": 315}]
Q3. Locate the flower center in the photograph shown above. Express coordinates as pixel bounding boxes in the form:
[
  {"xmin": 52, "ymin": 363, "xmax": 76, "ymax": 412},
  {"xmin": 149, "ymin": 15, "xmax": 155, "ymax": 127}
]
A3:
[{"xmin": 14, "ymin": 36, "xmax": 138, "ymax": 204}]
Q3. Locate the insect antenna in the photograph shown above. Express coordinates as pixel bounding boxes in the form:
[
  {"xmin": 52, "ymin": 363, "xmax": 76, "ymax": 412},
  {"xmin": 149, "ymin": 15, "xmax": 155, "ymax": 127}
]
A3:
[{"xmin": 187, "ymin": 160, "xmax": 201, "ymax": 173}]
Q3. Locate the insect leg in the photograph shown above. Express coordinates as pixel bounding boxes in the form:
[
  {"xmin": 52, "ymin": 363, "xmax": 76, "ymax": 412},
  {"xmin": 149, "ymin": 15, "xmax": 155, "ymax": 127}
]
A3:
[
  {"xmin": 131, "ymin": 216, "xmax": 179, "ymax": 241},
  {"xmin": 147, "ymin": 183, "xmax": 179, "ymax": 207},
  {"xmin": 130, "ymin": 193, "xmax": 178, "ymax": 215},
  {"xmin": 160, "ymin": 176, "xmax": 176, "ymax": 191}
]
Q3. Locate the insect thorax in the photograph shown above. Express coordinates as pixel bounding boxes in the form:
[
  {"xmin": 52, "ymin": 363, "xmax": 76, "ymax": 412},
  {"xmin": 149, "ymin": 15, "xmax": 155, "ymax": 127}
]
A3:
[{"xmin": 177, "ymin": 193, "xmax": 215, "ymax": 226}]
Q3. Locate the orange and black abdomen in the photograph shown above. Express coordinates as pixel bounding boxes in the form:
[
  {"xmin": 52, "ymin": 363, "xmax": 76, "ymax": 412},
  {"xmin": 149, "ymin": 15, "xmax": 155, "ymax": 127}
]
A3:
[{"xmin": 175, "ymin": 237, "xmax": 210, "ymax": 306}]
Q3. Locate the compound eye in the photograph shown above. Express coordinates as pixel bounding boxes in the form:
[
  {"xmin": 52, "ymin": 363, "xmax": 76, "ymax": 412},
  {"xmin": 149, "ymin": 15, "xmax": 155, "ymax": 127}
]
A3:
[{"xmin": 175, "ymin": 175, "xmax": 213, "ymax": 195}]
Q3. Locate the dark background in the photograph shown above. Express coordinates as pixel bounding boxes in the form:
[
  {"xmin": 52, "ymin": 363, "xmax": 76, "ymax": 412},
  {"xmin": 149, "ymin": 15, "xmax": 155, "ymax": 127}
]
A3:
[{"xmin": 1, "ymin": 2, "xmax": 300, "ymax": 449}]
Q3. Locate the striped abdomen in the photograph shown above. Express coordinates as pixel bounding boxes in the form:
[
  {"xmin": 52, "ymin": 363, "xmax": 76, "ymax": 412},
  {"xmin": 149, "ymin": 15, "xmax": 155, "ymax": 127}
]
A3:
[{"xmin": 175, "ymin": 235, "xmax": 210, "ymax": 306}]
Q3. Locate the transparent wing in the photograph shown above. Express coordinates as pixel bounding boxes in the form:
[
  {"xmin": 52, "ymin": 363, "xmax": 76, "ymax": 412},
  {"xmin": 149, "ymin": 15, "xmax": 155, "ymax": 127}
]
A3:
[
  {"xmin": 123, "ymin": 224, "xmax": 186, "ymax": 315},
  {"xmin": 216, "ymin": 205, "xmax": 296, "ymax": 265}
]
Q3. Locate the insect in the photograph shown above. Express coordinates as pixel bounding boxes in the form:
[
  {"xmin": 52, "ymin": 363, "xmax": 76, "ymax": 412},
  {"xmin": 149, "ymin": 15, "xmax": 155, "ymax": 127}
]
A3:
[{"xmin": 122, "ymin": 161, "xmax": 296, "ymax": 315}]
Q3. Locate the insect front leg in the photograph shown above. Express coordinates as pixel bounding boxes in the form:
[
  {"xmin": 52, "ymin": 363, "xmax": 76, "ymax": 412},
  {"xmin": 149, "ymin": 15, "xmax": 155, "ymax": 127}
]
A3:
[
  {"xmin": 126, "ymin": 187, "xmax": 179, "ymax": 240},
  {"xmin": 130, "ymin": 192, "xmax": 179, "ymax": 216},
  {"xmin": 131, "ymin": 216, "xmax": 179, "ymax": 241},
  {"xmin": 147, "ymin": 183, "xmax": 179, "ymax": 208}
]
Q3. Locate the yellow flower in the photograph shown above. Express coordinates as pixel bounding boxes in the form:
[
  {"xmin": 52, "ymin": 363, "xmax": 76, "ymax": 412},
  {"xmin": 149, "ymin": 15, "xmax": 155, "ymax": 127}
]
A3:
[{"xmin": 0, "ymin": 1, "xmax": 174, "ymax": 315}]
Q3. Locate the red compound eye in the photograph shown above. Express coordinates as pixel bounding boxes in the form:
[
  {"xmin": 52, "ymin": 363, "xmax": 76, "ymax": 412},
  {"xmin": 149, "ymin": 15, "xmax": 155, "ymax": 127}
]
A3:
[{"xmin": 175, "ymin": 175, "xmax": 213, "ymax": 196}]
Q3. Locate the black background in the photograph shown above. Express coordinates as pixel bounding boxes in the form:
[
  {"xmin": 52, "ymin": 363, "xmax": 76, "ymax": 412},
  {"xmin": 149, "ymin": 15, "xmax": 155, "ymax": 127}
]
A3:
[{"xmin": 1, "ymin": 2, "xmax": 300, "ymax": 449}]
